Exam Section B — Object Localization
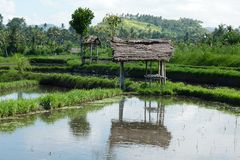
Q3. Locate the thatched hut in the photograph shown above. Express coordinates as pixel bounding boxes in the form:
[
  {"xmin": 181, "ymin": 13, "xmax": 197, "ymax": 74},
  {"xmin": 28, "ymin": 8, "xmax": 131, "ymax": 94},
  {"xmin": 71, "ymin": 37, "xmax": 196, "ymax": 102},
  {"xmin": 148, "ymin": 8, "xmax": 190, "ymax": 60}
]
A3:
[
  {"xmin": 111, "ymin": 37, "xmax": 174, "ymax": 90},
  {"xmin": 84, "ymin": 35, "xmax": 101, "ymax": 63}
]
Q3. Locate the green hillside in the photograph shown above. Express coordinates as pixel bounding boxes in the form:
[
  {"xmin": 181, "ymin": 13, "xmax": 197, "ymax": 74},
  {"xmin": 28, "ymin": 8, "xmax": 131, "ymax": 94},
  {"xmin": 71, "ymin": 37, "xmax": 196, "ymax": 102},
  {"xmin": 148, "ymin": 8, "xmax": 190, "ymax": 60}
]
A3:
[
  {"xmin": 91, "ymin": 15, "xmax": 206, "ymax": 43},
  {"xmin": 122, "ymin": 19, "xmax": 161, "ymax": 32}
]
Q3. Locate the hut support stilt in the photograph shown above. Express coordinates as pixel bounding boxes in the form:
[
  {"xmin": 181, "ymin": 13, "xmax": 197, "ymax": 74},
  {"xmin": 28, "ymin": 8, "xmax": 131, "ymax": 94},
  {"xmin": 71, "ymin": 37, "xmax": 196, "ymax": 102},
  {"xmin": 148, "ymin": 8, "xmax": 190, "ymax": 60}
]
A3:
[
  {"xmin": 96, "ymin": 48, "xmax": 99, "ymax": 62},
  {"xmin": 150, "ymin": 62, "xmax": 152, "ymax": 84},
  {"xmin": 90, "ymin": 44, "xmax": 93, "ymax": 63},
  {"xmin": 160, "ymin": 61, "xmax": 166, "ymax": 84},
  {"xmin": 158, "ymin": 61, "xmax": 161, "ymax": 83},
  {"xmin": 120, "ymin": 62, "xmax": 125, "ymax": 90},
  {"xmin": 145, "ymin": 61, "xmax": 148, "ymax": 83},
  {"xmin": 119, "ymin": 97, "xmax": 125, "ymax": 122}
]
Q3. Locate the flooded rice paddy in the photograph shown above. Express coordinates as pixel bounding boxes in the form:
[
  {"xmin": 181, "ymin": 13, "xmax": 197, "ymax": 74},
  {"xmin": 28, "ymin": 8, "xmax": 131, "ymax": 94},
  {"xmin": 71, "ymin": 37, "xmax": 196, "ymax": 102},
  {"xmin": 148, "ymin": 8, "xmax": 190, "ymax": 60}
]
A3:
[{"xmin": 0, "ymin": 96, "xmax": 239, "ymax": 160}]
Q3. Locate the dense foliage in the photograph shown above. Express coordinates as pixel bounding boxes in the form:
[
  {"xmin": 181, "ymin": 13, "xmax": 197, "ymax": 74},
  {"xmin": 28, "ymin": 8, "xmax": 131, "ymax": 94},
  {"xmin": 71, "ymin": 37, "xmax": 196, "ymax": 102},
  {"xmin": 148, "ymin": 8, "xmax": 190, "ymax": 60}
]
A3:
[
  {"xmin": 0, "ymin": 14, "xmax": 79, "ymax": 56},
  {"xmin": 70, "ymin": 8, "xmax": 94, "ymax": 64},
  {"xmin": 0, "ymin": 88, "xmax": 122, "ymax": 117}
]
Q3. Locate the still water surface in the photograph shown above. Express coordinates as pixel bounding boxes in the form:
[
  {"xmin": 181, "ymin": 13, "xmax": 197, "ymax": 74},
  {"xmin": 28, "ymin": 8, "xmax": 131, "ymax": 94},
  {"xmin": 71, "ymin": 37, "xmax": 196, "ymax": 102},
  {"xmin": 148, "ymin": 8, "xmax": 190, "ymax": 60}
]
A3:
[{"xmin": 0, "ymin": 96, "xmax": 239, "ymax": 160}]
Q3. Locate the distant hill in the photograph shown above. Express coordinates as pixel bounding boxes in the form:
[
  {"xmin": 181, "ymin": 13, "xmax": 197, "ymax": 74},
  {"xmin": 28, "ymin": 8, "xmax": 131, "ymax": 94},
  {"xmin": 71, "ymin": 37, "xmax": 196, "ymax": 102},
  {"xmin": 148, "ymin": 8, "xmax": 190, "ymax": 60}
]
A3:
[
  {"xmin": 122, "ymin": 19, "xmax": 161, "ymax": 32},
  {"xmin": 92, "ymin": 14, "xmax": 207, "ymax": 42},
  {"xmin": 121, "ymin": 14, "xmax": 208, "ymax": 41}
]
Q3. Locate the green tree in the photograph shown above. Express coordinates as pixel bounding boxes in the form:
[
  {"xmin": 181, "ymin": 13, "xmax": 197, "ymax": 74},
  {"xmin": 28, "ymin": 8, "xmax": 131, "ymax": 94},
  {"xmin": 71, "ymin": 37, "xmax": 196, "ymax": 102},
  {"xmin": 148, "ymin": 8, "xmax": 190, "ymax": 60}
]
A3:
[
  {"xmin": 6, "ymin": 18, "xmax": 26, "ymax": 54},
  {"xmin": 69, "ymin": 7, "xmax": 94, "ymax": 64},
  {"xmin": 0, "ymin": 29, "xmax": 9, "ymax": 56},
  {"xmin": 6, "ymin": 17, "xmax": 26, "ymax": 30},
  {"xmin": 103, "ymin": 14, "xmax": 122, "ymax": 37}
]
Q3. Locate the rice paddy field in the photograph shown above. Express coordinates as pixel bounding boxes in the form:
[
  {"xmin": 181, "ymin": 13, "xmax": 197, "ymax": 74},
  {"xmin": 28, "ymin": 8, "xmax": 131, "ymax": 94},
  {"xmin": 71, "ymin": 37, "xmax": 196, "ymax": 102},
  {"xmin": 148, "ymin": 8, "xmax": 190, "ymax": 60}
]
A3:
[{"xmin": 1, "ymin": 44, "xmax": 240, "ymax": 160}]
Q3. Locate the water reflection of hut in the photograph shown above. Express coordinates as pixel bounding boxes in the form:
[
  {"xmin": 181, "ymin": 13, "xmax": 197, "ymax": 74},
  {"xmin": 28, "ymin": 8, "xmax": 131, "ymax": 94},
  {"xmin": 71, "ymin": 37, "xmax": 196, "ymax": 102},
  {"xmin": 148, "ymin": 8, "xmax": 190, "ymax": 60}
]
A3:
[
  {"xmin": 84, "ymin": 35, "xmax": 101, "ymax": 63},
  {"xmin": 109, "ymin": 98, "xmax": 171, "ymax": 149}
]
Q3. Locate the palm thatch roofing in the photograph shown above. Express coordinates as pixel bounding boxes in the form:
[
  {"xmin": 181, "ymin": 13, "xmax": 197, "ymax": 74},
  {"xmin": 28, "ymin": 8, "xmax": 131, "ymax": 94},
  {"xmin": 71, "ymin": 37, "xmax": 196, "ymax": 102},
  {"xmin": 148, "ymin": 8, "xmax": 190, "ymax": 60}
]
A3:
[
  {"xmin": 84, "ymin": 35, "xmax": 101, "ymax": 45},
  {"xmin": 111, "ymin": 37, "xmax": 174, "ymax": 62}
]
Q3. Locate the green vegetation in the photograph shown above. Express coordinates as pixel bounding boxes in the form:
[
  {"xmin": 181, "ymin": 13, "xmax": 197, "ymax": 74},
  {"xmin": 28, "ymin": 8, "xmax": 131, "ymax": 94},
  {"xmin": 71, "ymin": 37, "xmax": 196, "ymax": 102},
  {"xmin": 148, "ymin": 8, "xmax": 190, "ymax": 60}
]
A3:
[
  {"xmin": 0, "ymin": 96, "xmax": 121, "ymax": 133},
  {"xmin": 0, "ymin": 80, "xmax": 38, "ymax": 92},
  {"xmin": 171, "ymin": 44, "xmax": 240, "ymax": 67},
  {"xmin": 70, "ymin": 63, "xmax": 240, "ymax": 87},
  {"xmin": 0, "ymin": 88, "xmax": 122, "ymax": 117},
  {"xmin": 122, "ymin": 19, "xmax": 161, "ymax": 32},
  {"xmin": 1, "ymin": 10, "xmax": 240, "ymax": 118},
  {"xmin": 0, "ymin": 15, "xmax": 78, "ymax": 56},
  {"xmin": 70, "ymin": 7, "xmax": 94, "ymax": 64},
  {"xmin": 22, "ymin": 72, "xmax": 117, "ymax": 89},
  {"xmin": 103, "ymin": 14, "xmax": 122, "ymax": 37},
  {"xmin": 131, "ymin": 81, "xmax": 240, "ymax": 110}
]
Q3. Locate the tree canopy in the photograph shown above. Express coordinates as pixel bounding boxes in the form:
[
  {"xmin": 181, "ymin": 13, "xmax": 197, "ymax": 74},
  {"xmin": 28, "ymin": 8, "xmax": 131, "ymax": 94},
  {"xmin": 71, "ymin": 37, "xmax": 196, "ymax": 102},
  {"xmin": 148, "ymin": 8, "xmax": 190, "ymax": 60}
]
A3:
[{"xmin": 69, "ymin": 8, "xmax": 94, "ymax": 36}]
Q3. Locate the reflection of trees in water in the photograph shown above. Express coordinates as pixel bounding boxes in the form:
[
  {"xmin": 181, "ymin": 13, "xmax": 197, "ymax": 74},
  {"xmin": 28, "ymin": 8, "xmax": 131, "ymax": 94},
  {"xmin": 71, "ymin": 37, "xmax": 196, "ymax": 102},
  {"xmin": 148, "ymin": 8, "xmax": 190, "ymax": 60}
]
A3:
[
  {"xmin": 69, "ymin": 116, "xmax": 90, "ymax": 137},
  {"xmin": 0, "ymin": 116, "xmax": 37, "ymax": 133}
]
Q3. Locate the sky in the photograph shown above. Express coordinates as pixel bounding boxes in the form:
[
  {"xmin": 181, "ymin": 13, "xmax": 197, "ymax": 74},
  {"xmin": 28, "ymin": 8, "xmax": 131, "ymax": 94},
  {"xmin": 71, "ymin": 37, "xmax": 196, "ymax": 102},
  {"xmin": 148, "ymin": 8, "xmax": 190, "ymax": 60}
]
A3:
[{"xmin": 0, "ymin": 0, "xmax": 240, "ymax": 28}]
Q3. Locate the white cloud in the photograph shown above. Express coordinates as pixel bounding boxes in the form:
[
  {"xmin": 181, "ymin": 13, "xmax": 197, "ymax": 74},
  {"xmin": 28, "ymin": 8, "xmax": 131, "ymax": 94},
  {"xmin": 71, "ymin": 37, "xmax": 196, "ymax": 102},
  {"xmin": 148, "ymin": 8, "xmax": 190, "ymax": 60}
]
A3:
[{"xmin": 0, "ymin": 0, "xmax": 16, "ymax": 23}]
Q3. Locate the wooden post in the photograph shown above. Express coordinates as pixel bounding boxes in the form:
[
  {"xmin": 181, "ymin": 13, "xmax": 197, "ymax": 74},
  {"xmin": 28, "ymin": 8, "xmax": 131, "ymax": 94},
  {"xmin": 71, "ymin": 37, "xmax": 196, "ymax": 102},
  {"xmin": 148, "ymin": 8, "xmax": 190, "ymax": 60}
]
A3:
[
  {"xmin": 90, "ymin": 44, "xmax": 93, "ymax": 63},
  {"xmin": 158, "ymin": 61, "xmax": 161, "ymax": 83},
  {"xmin": 164, "ymin": 61, "xmax": 167, "ymax": 84},
  {"xmin": 120, "ymin": 62, "xmax": 125, "ymax": 90},
  {"xmin": 145, "ymin": 61, "xmax": 148, "ymax": 83},
  {"xmin": 150, "ymin": 61, "xmax": 152, "ymax": 84},
  {"xmin": 162, "ymin": 61, "xmax": 166, "ymax": 84},
  {"xmin": 149, "ymin": 101, "xmax": 151, "ymax": 123},
  {"xmin": 145, "ymin": 61, "xmax": 148, "ymax": 75},
  {"xmin": 96, "ymin": 47, "xmax": 99, "ymax": 62},
  {"xmin": 160, "ymin": 61, "xmax": 166, "ymax": 84},
  {"xmin": 160, "ymin": 61, "xmax": 163, "ymax": 84},
  {"xmin": 144, "ymin": 100, "xmax": 147, "ymax": 123},
  {"xmin": 119, "ymin": 97, "xmax": 125, "ymax": 122}
]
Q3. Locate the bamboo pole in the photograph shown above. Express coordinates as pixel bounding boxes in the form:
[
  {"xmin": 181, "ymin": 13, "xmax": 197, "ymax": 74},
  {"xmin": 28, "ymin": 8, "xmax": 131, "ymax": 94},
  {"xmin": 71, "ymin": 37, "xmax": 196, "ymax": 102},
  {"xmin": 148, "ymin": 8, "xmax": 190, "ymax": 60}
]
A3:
[
  {"xmin": 120, "ymin": 62, "xmax": 125, "ymax": 90},
  {"xmin": 96, "ymin": 47, "xmax": 99, "ymax": 62},
  {"xmin": 90, "ymin": 44, "xmax": 93, "ymax": 63}
]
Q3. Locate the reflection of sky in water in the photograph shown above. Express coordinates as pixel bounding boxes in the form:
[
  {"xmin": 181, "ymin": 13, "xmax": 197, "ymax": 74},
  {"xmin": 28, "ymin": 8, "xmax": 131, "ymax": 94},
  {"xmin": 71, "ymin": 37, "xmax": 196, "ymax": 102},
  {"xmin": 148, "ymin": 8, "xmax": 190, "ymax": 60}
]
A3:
[
  {"xmin": 0, "ymin": 97, "xmax": 239, "ymax": 160},
  {"xmin": 0, "ymin": 92, "xmax": 44, "ymax": 101}
]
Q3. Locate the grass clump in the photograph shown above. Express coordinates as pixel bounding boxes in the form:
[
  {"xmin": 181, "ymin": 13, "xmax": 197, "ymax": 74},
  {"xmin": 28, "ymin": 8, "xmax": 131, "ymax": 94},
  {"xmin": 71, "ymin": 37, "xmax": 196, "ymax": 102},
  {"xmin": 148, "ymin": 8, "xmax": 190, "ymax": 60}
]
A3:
[
  {"xmin": 24, "ymin": 72, "xmax": 118, "ymax": 89},
  {"xmin": 0, "ymin": 80, "xmax": 38, "ymax": 92},
  {"xmin": 171, "ymin": 44, "xmax": 240, "ymax": 67},
  {"xmin": 0, "ymin": 88, "xmax": 122, "ymax": 118},
  {"xmin": 131, "ymin": 81, "xmax": 240, "ymax": 108}
]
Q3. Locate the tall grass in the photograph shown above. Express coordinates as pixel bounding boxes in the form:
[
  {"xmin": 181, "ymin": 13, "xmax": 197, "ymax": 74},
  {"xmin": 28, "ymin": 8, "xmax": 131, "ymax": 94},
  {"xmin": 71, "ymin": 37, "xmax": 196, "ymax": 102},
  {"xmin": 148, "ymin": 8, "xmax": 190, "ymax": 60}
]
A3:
[
  {"xmin": 131, "ymin": 81, "xmax": 240, "ymax": 109},
  {"xmin": 171, "ymin": 44, "xmax": 240, "ymax": 67},
  {"xmin": 0, "ymin": 80, "xmax": 38, "ymax": 92},
  {"xmin": 72, "ymin": 63, "xmax": 240, "ymax": 87},
  {"xmin": 25, "ymin": 72, "xmax": 118, "ymax": 89},
  {"xmin": 0, "ymin": 88, "xmax": 122, "ymax": 117}
]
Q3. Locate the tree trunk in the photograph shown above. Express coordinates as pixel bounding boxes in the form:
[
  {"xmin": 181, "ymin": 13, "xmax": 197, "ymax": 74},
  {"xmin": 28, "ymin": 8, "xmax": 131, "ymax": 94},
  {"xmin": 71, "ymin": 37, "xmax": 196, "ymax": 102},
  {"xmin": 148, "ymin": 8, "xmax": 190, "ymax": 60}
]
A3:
[{"xmin": 80, "ymin": 35, "xmax": 85, "ymax": 64}]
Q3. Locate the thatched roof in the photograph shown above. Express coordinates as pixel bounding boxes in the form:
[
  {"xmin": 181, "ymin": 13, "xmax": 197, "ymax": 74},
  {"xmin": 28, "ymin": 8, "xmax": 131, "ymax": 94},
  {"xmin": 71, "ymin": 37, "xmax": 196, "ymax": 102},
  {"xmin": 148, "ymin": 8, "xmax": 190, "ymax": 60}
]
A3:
[
  {"xmin": 109, "ymin": 121, "xmax": 171, "ymax": 148},
  {"xmin": 84, "ymin": 35, "xmax": 101, "ymax": 45},
  {"xmin": 111, "ymin": 37, "xmax": 174, "ymax": 62}
]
